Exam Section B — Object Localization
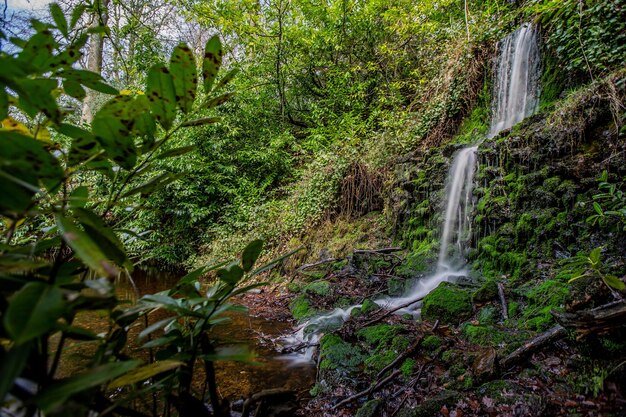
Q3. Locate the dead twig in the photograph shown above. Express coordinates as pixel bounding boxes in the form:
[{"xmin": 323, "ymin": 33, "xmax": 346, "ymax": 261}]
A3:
[
  {"xmin": 353, "ymin": 247, "xmax": 402, "ymax": 255},
  {"xmin": 297, "ymin": 258, "xmax": 339, "ymax": 272}
]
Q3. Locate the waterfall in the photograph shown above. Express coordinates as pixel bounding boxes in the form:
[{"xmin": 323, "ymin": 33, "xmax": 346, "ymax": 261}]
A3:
[
  {"xmin": 489, "ymin": 23, "xmax": 541, "ymax": 137},
  {"xmin": 282, "ymin": 23, "xmax": 541, "ymax": 364},
  {"xmin": 282, "ymin": 147, "xmax": 479, "ymax": 364}
]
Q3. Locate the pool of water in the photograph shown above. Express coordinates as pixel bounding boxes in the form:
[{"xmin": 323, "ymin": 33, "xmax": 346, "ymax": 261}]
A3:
[{"xmin": 57, "ymin": 267, "xmax": 315, "ymax": 403}]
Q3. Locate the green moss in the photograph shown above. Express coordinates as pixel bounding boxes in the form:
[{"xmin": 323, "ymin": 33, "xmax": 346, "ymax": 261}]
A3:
[
  {"xmin": 357, "ymin": 324, "xmax": 404, "ymax": 345},
  {"xmin": 521, "ymin": 280, "xmax": 569, "ymax": 331},
  {"xmin": 508, "ymin": 301, "xmax": 520, "ymax": 318},
  {"xmin": 400, "ymin": 358, "xmax": 416, "ymax": 378},
  {"xmin": 290, "ymin": 295, "xmax": 316, "ymax": 321},
  {"xmin": 355, "ymin": 400, "xmax": 381, "ymax": 417},
  {"xmin": 478, "ymin": 305, "xmax": 498, "ymax": 325},
  {"xmin": 303, "ymin": 280, "xmax": 331, "ymax": 296},
  {"xmin": 361, "ymin": 298, "xmax": 381, "ymax": 315},
  {"xmin": 462, "ymin": 324, "xmax": 506, "ymax": 346},
  {"xmin": 422, "ymin": 282, "xmax": 473, "ymax": 324},
  {"xmin": 286, "ymin": 282, "xmax": 300, "ymax": 293},
  {"xmin": 422, "ymin": 335, "xmax": 442, "ymax": 351},
  {"xmin": 319, "ymin": 334, "xmax": 364, "ymax": 373},
  {"xmin": 472, "ymin": 279, "xmax": 498, "ymax": 302}
]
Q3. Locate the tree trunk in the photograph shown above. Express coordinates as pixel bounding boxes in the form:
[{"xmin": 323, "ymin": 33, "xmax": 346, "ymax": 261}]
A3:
[{"xmin": 81, "ymin": 0, "xmax": 110, "ymax": 124}]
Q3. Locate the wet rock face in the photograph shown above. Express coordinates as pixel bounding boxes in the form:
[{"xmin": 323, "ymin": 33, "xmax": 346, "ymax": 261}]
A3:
[{"xmin": 421, "ymin": 282, "xmax": 473, "ymax": 324}]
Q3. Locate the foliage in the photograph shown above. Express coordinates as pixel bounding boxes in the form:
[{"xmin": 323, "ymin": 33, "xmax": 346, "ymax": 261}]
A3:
[
  {"xmin": 0, "ymin": 3, "xmax": 268, "ymax": 415},
  {"xmin": 563, "ymin": 247, "xmax": 625, "ymax": 292},
  {"xmin": 526, "ymin": 0, "xmax": 626, "ymax": 78}
]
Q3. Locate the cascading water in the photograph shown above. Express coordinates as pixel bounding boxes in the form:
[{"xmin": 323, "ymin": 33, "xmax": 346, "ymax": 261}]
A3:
[
  {"xmin": 282, "ymin": 146, "xmax": 479, "ymax": 363},
  {"xmin": 489, "ymin": 23, "xmax": 541, "ymax": 137},
  {"xmin": 282, "ymin": 23, "xmax": 541, "ymax": 364}
]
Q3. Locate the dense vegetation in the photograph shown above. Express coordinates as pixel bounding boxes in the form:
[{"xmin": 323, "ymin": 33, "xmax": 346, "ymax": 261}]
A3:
[{"xmin": 1, "ymin": 0, "xmax": 625, "ymax": 416}]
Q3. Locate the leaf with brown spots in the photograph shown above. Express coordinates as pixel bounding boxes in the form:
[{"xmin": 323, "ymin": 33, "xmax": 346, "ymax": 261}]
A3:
[
  {"xmin": 202, "ymin": 35, "xmax": 223, "ymax": 93},
  {"xmin": 170, "ymin": 43, "xmax": 197, "ymax": 114},
  {"xmin": 146, "ymin": 64, "xmax": 177, "ymax": 130}
]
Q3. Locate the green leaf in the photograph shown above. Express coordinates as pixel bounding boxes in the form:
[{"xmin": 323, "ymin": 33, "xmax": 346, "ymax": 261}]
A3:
[
  {"xmin": 146, "ymin": 64, "xmax": 177, "ymax": 130},
  {"xmin": 69, "ymin": 186, "xmax": 89, "ymax": 208},
  {"xmin": 63, "ymin": 79, "xmax": 86, "ymax": 100},
  {"xmin": 0, "ymin": 343, "xmax": 32, "ymax": 400},
  {"xmin": 0, "ymin": 90, "xmax": 8, "ymax": 119},
  {"xmin": 181, "ymin": 117, "xmax": 222, "ymax": 127},
  {"xmin": 34, "ymin": 360, "xmax": 141, "ymax": 412},
  {"xmin": 589, "ymin": 247, "xmax": 601, "ymax": 266},
  {"xmin": 14, "ymin": 78, "xmax": 61, "ymax": 122},
  {"xmin": 241, "ymin": 239, "xmax": 263, "ymax": 272},
  {"xmin": 108, "ymin": 360, "xmax": 183, "ymax": 389},
  {"xmin": 70, "ymin": 4, "xmax": 86, "ymax": 29},
  {"xmin": 138, "ymin": 317, "xmax": 176, "ymax": 340},
  {"xmin": 56, "ymin": 215, "xmax": 118, "ymax": 277},
  {"xmin": 202, "ymin": 35, "xmax": 223, "ymax": 93},
  {"xmin": 120, "ymin": 172, "xmax": 182, "ymax": 198},
  {"xmin": 50, "ymin": 3, "xmax": 68, "ymax": 37},
  {"xmin": 173, "ymin": 260, "xmax": 231, "ymax": 288},
  {"xmin": 0, "ymin": 132, "xmax": 63, "ymax": 213},
  {"xmin": 205, "ymin": 92, "xmax": 233, "ymax": 109},
  {"xmin": 74, "ymin": 208, "xmax": 131, "ymax": 270},
  {"xmin": 91, "ymin": 96, "xmax": 141, "ymax": 169},
  {"xmin": 217, "ymin": 262, "xmax": 244, "ymax": 285},
  {"xmin": 250, "ymin": 246, "xmax": 306, "ymax": 277},
  {"xmin": 58, "ymin": 69, "xmax": 118, "ymax": 95},
  {"xmin": 213, "ymin": 68, "xmax": 239, "ymax": 93},
  {"xmin": 170, "ymin": 43, "xmax": 197, "ymax": 113},
  {"xmin": 156, "ymin": 145, "xmax": 197, "ymax": 159},
  {"xmin": 602, "ymin": 275, "xmax": 625, "ymax": 291},
  {"xmin": 593, "ymin": 201, "xmax": 603, "ymax": 216},
  {"xmin": 4, "ymin": 282, "xmax": 64, "ymax": 345}
]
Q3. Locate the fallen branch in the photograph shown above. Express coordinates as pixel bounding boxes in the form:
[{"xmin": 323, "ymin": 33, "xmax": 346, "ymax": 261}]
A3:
[
  {"xmin": 377, "ymin": 337, "xmax": 423, "ymax": 379},
  {"xmin": 297, "ymin": 258, "xmax": 339, "ymax": 271},
  {"xmin": 333, "ymin": 369, "xmax": 402, "ymax": 410},
  {"xmin": 499, "ymin": 324, "xmax": 567, "ymax": 369},
  {"xmin": 279, "ymin": 342, "xmax": 319, "ymax": 354},
  {"xmin": 353, "ymin": 247, "xmax": 402, "ymax": 255},
  {"xmin": 498, "ymin": 283, "xmax": 509, "ymax": 320},
  {"xmin": 362, "ymin": 296, "xmax": 425, "ymax": 327}
]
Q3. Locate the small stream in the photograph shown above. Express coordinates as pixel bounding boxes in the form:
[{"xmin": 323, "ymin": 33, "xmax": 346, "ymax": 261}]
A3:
[{"xmin": 59, "ymin": 267, "xmax": 315, "ymax": 403}]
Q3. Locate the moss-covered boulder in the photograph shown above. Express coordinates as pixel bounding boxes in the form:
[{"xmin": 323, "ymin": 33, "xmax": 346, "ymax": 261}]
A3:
[
  {"xmin": 422, "ymin": 282, "xmax": 472, "ymax": 324},
  {"xmin": 472, "ymin": 279, "xmax": 498, "ymax": 302}
]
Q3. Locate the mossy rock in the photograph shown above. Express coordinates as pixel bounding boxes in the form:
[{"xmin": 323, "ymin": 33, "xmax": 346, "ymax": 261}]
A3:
[
  {"xmin": 355, "ymin": 399, "xmax": 381, "ymax": 417},
  {"xmin": 478, "ymin": 305, "xmax": 499, "ymax": 325},
  {"xmin": 289, "ymin": 295, "xmax": 316, "ymax": 321},
  {"xmin": 396, "ymin": 391, "xmax": 460, "ymax": 417},
  {"xmin": 472, "ymin": 279, "xmax": 498, "ymax": 302},
  {"xmin": 361, "ymin": 298, "xmax": 381, "ymax": 314},
  {"xmin": 422, "ymin": 335, "xmax": 442, "ymax": 351},
  {"xmin": 303, "ymin": 280, "xmax": 331, "ymax": 296},
  {"xmin": 319, "ymin": 334, "xmax": 364, "ymax": 375},
  {"xmin": 422, "ymin": 282, "xmax": 473, "ymax": 324}
]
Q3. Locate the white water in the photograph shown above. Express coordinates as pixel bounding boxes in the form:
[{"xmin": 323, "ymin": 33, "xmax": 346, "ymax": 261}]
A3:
[
  {"xmin": 282, "ymin": 146, "xmax": 479, "ymax": 364},
  {"xmin": 489, "ymin": 23, "xmax": 541, "ymax": 137},
  {"xmin": 282, "ymin": 23, "xmax": 541, "ymax": 364}
]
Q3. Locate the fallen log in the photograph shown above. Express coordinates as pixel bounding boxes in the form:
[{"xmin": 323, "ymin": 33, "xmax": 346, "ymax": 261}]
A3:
[
  {"xmin": 499, "ymin": 324, "xmax": 567, "ymax": 369},
  {"xmin": 241, "ymin": 388, "xmax": 295, "ymax": 417},
  {"xmin": 552, "ymin": 300, "xmax": 626, "ymax": 338}
]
